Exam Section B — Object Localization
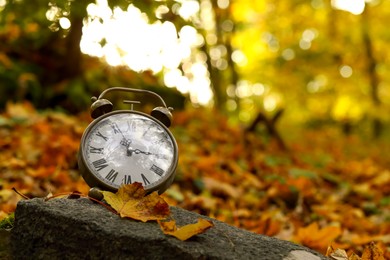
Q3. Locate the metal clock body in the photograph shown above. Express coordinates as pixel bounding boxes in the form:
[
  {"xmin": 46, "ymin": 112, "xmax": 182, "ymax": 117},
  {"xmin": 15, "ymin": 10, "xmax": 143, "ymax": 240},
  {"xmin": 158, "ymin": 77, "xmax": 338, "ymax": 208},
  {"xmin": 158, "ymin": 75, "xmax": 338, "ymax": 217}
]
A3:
[{"xmin": 78, "ymin": 87, "xmax": 178, "ymax": 194}]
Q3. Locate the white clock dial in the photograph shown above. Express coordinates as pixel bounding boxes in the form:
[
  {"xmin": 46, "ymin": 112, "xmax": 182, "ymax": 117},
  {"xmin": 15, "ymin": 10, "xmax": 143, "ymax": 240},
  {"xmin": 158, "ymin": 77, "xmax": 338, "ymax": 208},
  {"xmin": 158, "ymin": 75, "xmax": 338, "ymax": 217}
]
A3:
[{"xmin": 82, "ymin": 112, "xmax": 176, "ymax": 190}]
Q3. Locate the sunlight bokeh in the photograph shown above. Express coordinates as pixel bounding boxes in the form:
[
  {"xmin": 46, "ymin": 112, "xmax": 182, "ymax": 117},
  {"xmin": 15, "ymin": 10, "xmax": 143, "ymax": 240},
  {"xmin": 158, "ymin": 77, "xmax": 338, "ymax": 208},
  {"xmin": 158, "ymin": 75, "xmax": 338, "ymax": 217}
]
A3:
[
  {"xmin": 79, "ymin": 0, "xmax": 369, "ymax": 108},
  {"xmin": 80, "ymin": 0, "xmax": 213, "ymax": 106},
  {"xmin": 331, "ymin": 0, "xmax": 365, "ymax": 15}
]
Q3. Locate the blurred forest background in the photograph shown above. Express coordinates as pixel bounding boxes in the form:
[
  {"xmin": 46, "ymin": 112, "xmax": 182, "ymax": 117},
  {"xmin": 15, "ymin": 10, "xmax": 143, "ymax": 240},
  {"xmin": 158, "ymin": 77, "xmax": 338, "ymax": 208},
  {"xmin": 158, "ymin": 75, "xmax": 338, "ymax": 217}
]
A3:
[
  {"xmin": 1, "ymin": 0, "xmax": 390, "ymax": 258},
  {"xmin": 1, "ymin": 0, "xmax": 390, "ymax": 134}
]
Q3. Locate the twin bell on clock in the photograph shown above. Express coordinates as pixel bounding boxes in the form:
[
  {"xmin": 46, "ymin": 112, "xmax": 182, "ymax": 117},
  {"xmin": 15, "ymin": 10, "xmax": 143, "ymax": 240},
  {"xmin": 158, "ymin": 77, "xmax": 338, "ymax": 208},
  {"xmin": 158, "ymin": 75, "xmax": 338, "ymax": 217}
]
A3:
[{"xmin": 78, "ymin": 87, "xmax": 179, "ymax": 198}]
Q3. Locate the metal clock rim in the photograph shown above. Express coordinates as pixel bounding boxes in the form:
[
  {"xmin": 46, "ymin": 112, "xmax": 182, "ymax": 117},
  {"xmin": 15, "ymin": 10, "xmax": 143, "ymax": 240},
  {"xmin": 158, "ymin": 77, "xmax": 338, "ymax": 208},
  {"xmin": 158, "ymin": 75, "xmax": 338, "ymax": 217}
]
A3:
[{"xmin": 78, "ymin": 109, "xmax": 179, "ymax": 194}]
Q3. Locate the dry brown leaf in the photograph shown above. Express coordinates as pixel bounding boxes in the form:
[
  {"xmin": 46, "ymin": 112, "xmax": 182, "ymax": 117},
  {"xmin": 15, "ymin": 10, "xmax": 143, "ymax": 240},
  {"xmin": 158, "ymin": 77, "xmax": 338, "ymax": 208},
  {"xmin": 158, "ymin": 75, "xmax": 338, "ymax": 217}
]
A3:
[
  {"xmin": 102, "ymin": 183, "xmax": 170, "ymax": 222},
  {"xmin": 158, "ymin": 218, "xmax": 214, "ymax": 241},
  {"xmin": 326, "ymin": 247, "xmax": 349, "ymax": 260},
  {"xmin": 203, "ymin": 177, "xmax": 241, "ymax": 198},
  {"xmin": 326, "ymin": 245, "xmax": 362, "ymax": 260}
]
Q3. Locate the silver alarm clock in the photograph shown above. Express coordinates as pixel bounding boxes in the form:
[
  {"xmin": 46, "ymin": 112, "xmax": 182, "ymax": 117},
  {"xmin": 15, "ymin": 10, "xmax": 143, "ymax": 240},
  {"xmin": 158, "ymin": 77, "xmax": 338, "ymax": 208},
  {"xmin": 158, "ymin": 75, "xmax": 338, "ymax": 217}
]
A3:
[{"xmin": 78, "ymin": 87, "xmax": 178, "ymax": 195}]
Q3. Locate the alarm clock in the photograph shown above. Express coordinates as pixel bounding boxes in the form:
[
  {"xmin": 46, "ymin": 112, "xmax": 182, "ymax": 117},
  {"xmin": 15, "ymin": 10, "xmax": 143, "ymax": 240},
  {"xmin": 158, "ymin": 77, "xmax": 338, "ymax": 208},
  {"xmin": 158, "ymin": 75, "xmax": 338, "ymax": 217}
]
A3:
[{"xmin": 78, "ymin": 87, "xmax": 178, "ymax": 196}]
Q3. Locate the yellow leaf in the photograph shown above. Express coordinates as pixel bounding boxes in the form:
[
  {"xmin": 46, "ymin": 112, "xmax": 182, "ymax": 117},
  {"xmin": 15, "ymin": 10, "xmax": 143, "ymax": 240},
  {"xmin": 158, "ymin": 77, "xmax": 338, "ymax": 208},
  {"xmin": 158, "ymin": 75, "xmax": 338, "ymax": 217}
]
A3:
[
  {"xmin": 6, "ymin": 101, "xmax": 36, "ymax": 119},
  {"xmin": 102, "ymin": 183, "xmax": 170, "ymax": 222},
  {"xmin": 158, "ymin": 218, "xmax": 214, "ymax": 241}
]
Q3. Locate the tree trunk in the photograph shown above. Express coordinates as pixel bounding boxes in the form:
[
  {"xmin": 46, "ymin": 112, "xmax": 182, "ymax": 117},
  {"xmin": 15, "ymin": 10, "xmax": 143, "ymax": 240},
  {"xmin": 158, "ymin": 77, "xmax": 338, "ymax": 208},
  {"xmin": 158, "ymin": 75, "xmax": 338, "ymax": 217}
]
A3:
[
  {"xmin": 361, "ymin": 7, "xmax": 382, "ymax": 138},
  {"xmin": 62, "ymin": 16, "xmax": 84, "ymax": 80},
  {"xmin": 246, "ymin": 109, "xmax": 287, "ymax": 151}
]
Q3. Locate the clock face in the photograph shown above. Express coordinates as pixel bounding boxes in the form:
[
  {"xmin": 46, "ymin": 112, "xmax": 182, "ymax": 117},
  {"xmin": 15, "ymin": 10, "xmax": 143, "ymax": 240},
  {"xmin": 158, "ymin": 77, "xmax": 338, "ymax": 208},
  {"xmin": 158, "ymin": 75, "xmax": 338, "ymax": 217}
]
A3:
[{"xmin": 81, "ymin": 111, "xmax": 177, "ymax": 191}]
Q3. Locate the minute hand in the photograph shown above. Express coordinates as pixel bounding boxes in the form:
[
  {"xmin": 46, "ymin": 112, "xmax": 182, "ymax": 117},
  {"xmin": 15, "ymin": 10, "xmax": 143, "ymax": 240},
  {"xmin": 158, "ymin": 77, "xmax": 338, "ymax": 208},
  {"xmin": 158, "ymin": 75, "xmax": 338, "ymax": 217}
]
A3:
[{"xmin": 127, "ymin": 148, "xmax": 153, "ymax": 156}]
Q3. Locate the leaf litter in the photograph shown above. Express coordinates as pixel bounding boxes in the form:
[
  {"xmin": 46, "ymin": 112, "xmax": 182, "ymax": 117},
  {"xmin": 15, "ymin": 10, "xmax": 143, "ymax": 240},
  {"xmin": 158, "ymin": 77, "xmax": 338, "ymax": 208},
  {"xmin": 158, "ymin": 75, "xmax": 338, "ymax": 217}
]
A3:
[{"xmin": 0, "ymin": 102, "xmax": 389, "ymax": 257}]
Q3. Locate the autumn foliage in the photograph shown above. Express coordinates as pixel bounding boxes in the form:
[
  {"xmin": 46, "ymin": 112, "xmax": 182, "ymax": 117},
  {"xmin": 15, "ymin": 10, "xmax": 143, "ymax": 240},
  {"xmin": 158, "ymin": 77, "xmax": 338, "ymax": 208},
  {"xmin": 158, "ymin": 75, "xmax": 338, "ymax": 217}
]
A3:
[
  {"xmin": 101, "ymin": 182, "xmax": 170, "ymax": 222},
  {"xmin": 99, "ymin": 183, "xmax": 213, "ymax": 240},
  {"xmin": 1, "ymin": 102, "xmax": 390, "ymax": 258}
]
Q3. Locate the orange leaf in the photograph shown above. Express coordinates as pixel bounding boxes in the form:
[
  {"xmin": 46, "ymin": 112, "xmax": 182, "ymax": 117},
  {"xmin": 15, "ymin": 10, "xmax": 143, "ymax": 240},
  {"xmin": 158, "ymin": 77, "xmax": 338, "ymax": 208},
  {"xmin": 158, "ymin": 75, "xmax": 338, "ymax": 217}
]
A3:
[
  {"xmin": 295, "ymin": 222, "xmax": 342, "ymax": 253},
  {"xmin": 102, "ymin": 183, "xmax": 170, "ymax": 222},
  {"xmin": 158, "ymin": 218, "xmax": 214, "ymax": 241},
  {"xmin": 361, "ymin": 242, "xmax": 385, "ymax": 260},
  {"xmin": 349, "ymin": 253, "xmax": 363, "ymax": 260}
]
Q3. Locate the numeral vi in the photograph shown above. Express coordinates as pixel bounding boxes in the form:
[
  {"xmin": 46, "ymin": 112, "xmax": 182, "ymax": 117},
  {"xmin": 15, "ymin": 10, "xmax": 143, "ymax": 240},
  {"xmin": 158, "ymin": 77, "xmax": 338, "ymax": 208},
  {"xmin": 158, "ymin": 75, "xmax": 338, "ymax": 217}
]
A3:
[{"xmin": 122, "ymin": 175, "xmax": 132, "ymax": 184}]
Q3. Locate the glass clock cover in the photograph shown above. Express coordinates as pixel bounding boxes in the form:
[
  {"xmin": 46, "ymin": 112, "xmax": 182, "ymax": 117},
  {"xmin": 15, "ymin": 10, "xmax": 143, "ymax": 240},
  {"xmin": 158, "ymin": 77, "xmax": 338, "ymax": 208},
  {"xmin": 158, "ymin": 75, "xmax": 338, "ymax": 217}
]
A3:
[{"xmin": 80, "ymin": 111, "xmax": 177, "ymax": 192}]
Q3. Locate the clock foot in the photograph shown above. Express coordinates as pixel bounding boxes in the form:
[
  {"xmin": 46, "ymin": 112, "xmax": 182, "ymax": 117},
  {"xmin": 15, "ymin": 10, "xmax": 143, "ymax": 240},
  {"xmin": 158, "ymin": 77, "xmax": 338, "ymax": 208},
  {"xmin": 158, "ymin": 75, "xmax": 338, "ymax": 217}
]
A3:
[{"xmin": 88, "ymin": 187, "xmax": 104, "ymax": 201}]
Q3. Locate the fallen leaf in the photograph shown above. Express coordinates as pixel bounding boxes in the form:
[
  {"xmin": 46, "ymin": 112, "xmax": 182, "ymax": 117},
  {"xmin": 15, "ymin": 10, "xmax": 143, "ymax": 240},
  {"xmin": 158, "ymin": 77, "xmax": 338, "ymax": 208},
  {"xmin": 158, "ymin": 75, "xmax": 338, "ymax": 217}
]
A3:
[
  {"xmin": 349, "ymin": 253, "xmax": 362, "ymax": 260},
  {"xmin": 102, "ymin": 183, "xmax": 170, "ymax": 222},
  {"xmin": 295, "ymin": 222, "xmax": 342, "ymax": 253},
  {"xmin": 158, "ymin": 218, "xmax": 214, "ymax": 241},
  {"xmin": 361, "ymin": 242, "xmax": 385, "ymax": 260},
  {"xmin": 67, "ymin": 191, "xmax": 82, "ymax": 199},
  {"xmin": 1, "ymin": 104, "xmax": 390, "ymax": 256},
  {"xmin": 326, "ymin": 247, "xmax": 348, "ymax": 260},
  {"xmin": 203, "ymin": 177, "xmax": 241, "ymax": 198},
  {"xmin": 6, "ymin": 101, "xmax": 36, "ymax": 120}
]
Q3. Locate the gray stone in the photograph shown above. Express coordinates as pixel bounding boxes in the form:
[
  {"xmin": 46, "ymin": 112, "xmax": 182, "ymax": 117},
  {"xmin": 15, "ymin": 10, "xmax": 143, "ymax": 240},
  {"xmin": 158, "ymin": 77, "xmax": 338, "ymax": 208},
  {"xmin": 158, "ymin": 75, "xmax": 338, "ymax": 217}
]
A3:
[
  {"xmin": 0, "ymin": 230, "xmax": 11, "ymax": 260},
  {"xmin": 283, "ymin": 250, "xmax": 322, "ymax": 260},
  {"xmin": 10, "ymin": 198, "xmax": 328, "ymax": 260}
]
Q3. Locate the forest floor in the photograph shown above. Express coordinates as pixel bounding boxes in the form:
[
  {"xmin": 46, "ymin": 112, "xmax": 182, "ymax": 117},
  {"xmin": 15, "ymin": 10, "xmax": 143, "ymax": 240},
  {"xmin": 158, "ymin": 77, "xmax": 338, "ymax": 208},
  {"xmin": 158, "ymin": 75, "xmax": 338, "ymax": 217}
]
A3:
[{"xmin": 0, "ymin": 102, "xmax": 389, "ymax": 259}]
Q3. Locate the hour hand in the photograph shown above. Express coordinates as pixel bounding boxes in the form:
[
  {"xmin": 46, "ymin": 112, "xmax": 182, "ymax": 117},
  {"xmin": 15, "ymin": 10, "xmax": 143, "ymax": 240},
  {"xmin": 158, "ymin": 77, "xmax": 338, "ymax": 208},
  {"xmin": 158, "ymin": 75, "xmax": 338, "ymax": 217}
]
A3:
[{"xmin": 120, "ymin": 138, "xmax": 131, "ymax": 148}]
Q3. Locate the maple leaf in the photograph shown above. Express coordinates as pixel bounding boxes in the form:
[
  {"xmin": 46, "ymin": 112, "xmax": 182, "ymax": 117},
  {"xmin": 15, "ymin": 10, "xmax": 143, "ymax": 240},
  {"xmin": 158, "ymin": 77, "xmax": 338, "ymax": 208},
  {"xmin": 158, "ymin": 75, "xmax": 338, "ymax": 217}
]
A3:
[
  {"xmin": 158, "ymin": 218, "xmax": 214, "ymax": 241},
  {"xmin": 102, "ymin": 183, "xmax": 170, "ymax": 222}
]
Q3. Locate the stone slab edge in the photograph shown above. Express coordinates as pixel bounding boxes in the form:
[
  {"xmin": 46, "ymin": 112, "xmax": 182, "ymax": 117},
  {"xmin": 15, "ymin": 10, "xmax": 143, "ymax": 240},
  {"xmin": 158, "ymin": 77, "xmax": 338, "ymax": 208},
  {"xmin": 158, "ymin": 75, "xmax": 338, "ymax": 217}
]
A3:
[{"xmin": 10, "ymin": 198, "xmax": 328, "ymax": 260}]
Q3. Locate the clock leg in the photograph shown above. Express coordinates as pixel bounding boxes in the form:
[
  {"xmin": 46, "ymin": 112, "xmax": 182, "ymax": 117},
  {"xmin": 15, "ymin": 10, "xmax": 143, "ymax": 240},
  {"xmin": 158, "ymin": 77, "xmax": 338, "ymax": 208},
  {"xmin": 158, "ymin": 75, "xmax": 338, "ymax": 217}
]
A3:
[{"xmin": 88, "ymin": 187, "xmax": 104, "ymax": 201}]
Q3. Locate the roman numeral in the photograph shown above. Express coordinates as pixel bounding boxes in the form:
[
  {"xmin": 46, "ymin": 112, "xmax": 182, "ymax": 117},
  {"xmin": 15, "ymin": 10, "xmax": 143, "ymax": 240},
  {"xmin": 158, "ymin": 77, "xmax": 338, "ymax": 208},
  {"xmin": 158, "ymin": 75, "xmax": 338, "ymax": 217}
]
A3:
[
  {"xmin": 128, "ymin": 121, "xmax": 136, "ymax": 132},
  {"xmin": 110, "ymin": 123, "xmax": 121, "ymax": 134},
  {"xmin": 92, "ymin": 158, "xmax": 109, "ymax": 171},
  {"xmin": 122, "ymin": 175, "xmax": 132, "ymax": 184},
  {"xmin": 141, "ymin": 174, "xmax": 150, "ymax": 185},
  {"xmin": 89, "ymin": 146, "xmax": 104, "ymax": 154},
  {"xmin": 106, "ymin": 169, "xmax": 119, "ymax": 183},
  {"xmin": 96, "ymin": 131, "xmax": 108, "ymax": 141},
  {"xmin": 142, "ymin": 124, "xmax": 153, "ymax": 137},
  {"xmin": 150, "ymin": 164, "xmax": 164, "ymax": 176}
]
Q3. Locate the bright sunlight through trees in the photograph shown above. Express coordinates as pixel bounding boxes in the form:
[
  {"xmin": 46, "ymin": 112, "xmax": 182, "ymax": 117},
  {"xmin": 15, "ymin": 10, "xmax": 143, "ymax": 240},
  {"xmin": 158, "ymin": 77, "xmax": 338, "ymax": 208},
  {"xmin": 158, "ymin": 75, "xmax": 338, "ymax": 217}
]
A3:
[
  {"xmin": 78, "ymin": 0, "xmax": 373, "ymax": 109},
  {"xmin": 80, "ymin": 0, "xmax": 213, "ymax": 105}
]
